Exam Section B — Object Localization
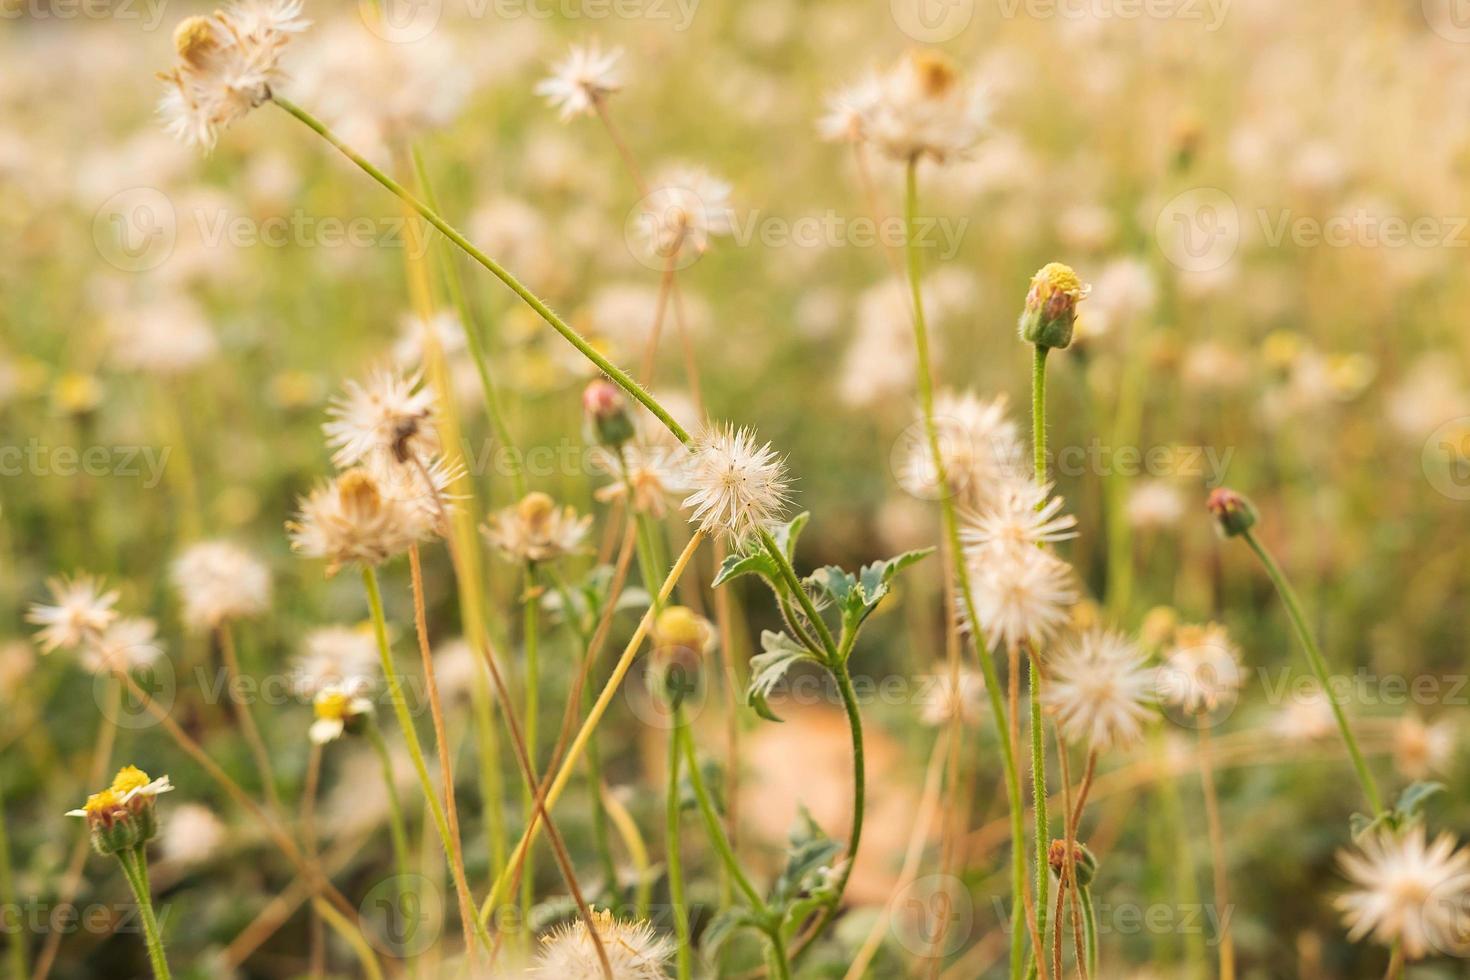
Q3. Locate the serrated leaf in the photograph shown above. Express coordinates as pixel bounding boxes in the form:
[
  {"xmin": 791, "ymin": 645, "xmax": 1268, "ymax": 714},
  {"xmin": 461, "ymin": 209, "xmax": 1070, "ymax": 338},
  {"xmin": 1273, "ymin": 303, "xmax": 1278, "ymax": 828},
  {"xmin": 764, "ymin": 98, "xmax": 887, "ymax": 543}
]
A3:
[
  {"xmin": 770, "ymin": 807, "xmax": 841, "ymax": 909},
  {"xmin": 1395, "ymin": 781, "xmax": 1445, "ymax": 822},
  {"xmin": 746, "ymin": 631, "xmax": 821, "ymax": 722},
  {"xmin": 712, "ymin": 550, "xmax": 777, "ymax": 589},
  {"xmin": 806, "ymin": 565, "xmax": 858, "ymax": 610},
  {"xmin": 770, "ymin": 512, "xmax": 810, "ymax": 558}
]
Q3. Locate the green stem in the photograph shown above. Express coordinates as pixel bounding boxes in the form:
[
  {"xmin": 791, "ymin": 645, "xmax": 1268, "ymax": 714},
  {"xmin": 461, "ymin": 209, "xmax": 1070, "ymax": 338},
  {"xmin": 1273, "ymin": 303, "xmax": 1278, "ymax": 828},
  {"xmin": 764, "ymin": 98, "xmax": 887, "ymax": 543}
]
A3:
[
  {"xmin": 1241, "ymin": 530, "xmax": 1384, "ymax": 814},
  {"xmin": 1032, "ymin": 346, "xmax": 1050, "ymax": 483},
  {"xmin": 1029, "ymin": 650, "xmax": 1050, "ymax": 970},
  {"xmin": 118, "ymin": 847, "xmax": 172, "ymax": 980},
  {"xmin": 0, "ymin": 769, "xmax": 28, "ymax": 980},
  {"xmin": 521, "ymin": 563, "xmax": 540, "ymax": 928},
  {"xmin": 904, "ymin": 156, "xmax": 1025, "ymax": 979},
  {"xmin": 274, "ymin": 96, "xmax": 690, "ymax": 447},
  {"xmin": 365, "ymin": 720, "xmax": 415, "ymax": 900},
  {"xmin": 361, "ymin": 566, "xmax": 494, "ymax": 950},
  {"xmin": 757, "ymin": 529, "xmax": 837, "ymax": 660},
  {"xmin": 1079, "ymin": 885, "xmax": 1098, "ymax": 977},
  {"xmin": 668, "ymin": 709, "xmax": 692, "ymax": 980}
]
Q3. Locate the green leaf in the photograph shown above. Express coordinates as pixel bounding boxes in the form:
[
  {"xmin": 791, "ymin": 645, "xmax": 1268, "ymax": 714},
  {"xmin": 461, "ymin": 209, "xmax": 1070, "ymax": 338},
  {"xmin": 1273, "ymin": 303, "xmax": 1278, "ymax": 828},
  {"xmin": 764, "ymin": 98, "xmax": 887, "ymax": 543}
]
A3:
[
  {"xmin": 806, "ymin": 565, "xmax": 858, "ymax": 609},
  {"xmin": 702, "ymin": 907, "xmax": 762, "ymax": 957},
  {"xmin": 712, "ymin": 550, "xmax": 777, "ymax": 589},
  {"xmin": 770, "ymin": 807, "xmax": 841, "ymax": 910},
  {"xmin": 746, "ymin": 631, "xmax": 822, "ymax": 722},
  {"xmin": 679, "ymin": 758, "xmax": 725, "ymax": 814},
  {"xmin": 1395, "ymin": 781, "xmax": 1445, "ymax": 823},
  {"xmin": 770, "ymin": 512, "xmax": 811, "ymax": 558},
  {"xmin": 1350, "ymin": 810, "xmax": 1391, "ymax": 841}
]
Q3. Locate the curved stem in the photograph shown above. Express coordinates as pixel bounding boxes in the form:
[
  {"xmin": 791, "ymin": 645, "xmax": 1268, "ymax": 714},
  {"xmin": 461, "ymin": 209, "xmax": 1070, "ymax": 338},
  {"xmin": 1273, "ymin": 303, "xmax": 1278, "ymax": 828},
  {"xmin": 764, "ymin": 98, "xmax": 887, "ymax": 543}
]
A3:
[
  {"xmin": 273, "ymin": 96, "xmax": 690, "ymax": 447},
  {"xmin": 667, "ymin": 709, "xmax": 692, "ymax": 980},
  {"xmin": 901, "ymin": 155, "xmax": 1026, "ymax": 979},
  {"xmin": 757, "ymin": 529, "xmax": 837, "ymax": 660},
  {"xmin": 1240, "ymin": 529, "xmax": 1384, "ymax": 814}
]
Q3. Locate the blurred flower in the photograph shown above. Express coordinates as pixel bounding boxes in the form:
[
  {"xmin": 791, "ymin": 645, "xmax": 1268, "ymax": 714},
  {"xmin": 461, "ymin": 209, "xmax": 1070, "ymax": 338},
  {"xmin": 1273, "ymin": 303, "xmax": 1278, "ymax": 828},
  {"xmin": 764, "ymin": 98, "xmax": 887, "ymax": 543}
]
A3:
[
  {"xmin": 293, "ymin": 625, "xmax": 380, "ymax": 697},
  {"xmin": 1271, "ymin": 683, "xmax": 1336, "ymax": 741},
  {"xmin": 633, "ymin": 165, "xmax": 734, "ymax": 263},
  {"xmin": 1157, "ymin": 623, "xmax": 1245, "ymax": 716},
  {"xmin": 532, "ymin": 908, "xmax": 672, "ymax": 980},
  {"xmin": 162, "ymin": 803, "xmax": 225, "ymax": 866},
  {"xmin": 682, "ymin": 425, "xmax": 790, "ymax": 543},
  {"xmin": 108, "ymin": 296, "xmax": 218, "ymax": 375},
  {"xmin": 80, "ymin": 618, "xmax": 165, "ymax": 675},
  {"xmin": 324, "ymin": 369, "xmax": 440, "ymax": 468},
  {"xmin": 1043, "ymin": 629, "xmax": 1156, "ymax": 751},
  {"xmin": 1337, "ymin": 827, "xmax": 1470, "ymax": 960},
  {"xmin": 919, "ymin": 667, "xmax": 986, "ymax": 728},
  {"xmin": 536, "ymin": 41, "xmax": 624, "ymax": 122},
  {"xmin": 899, "ymin": 390, "xmax": 1022, "ymax": 506},
  {"xmin": 1126, "ymin": 480, "xmax": 1186, "ymax": 531},
  {"xmin": 28, "ymin": 574, "xmax": 120, "ymax": 654},
  {"xmin": 816, "ymin": 71, "xmax": 882, "ymax": 144},
  {"xmin": 593, "ymin": 421, "xmax": 691, "ymax": 518},
  {"xmin": 1080, "ymin": 258, "xmax": 1157, "ymax": 341},
  {"xmin": 158, "ymin": 0, "xmax": 309, "ymax": 150},
  {"xmin": 309, "ymin": 682, "xmax": 373, "ymax": 744},
  {"xmin": 961, "ymin": 479, "xmax": 1078, "ymax": 558},
  {"xmin": 867, "ymin": 50, "xmax": 989, "ymax": 164},
  {"xmin": 968, "ymin": 546, "xmax": 1078, "ymax": 649},
  {"xmin": 288, "ymin": 468, "xmax": 436, "ymax": 576},
  {"xmin": 1394, "ymin": 715, "xmax": 1457, "ymax": 781},
  {"xmin": 171, "ymin": 540, "xmax": 271, "ymax": 630},
  {"xmin": 483, "ymin": 492, "xmax": 591, "ymax": 563}
]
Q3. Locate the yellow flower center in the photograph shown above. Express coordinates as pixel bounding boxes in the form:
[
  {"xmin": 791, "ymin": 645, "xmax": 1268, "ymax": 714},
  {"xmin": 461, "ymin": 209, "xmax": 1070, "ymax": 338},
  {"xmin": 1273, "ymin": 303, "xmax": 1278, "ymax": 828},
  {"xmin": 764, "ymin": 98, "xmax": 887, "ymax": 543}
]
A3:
[
  {"xmin": 315, "ymin": 690, "xmax": 351, "ymax": 721},
  {"xmin": 909, "ymin": 50, "xmax": 958, "ymax": 98},
  {"xmin": 172, "ymin": 16, "xmax": 219, "ymax": 64},
  {"xmin": 83, "ymin": 789, "xmax": 122, "ymax": 815},
  {"xmin": 110, "ymin": 765, "xmax": 151, "ymax": 795},
  {"xmin": 337, "ymin": 469, "xmax": 383, "ymax": 515},
  {"xmin": 655, "ymin": 606, "xmax": 705, "ymax": 653},
  {"xmin": 517, "ymin": 492, "xmax": 556, "ymax": 531},
  {"xmin": 1031, "ymin": 262, "xmax": 1085, "ymax": 301}
]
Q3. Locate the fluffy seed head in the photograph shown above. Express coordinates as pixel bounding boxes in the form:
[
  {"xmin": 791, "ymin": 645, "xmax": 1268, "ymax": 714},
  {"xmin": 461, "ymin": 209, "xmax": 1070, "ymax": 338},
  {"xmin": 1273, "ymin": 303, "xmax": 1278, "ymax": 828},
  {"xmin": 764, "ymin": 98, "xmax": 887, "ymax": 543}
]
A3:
[
  {"xmin": 1043, "ymin": 629, "xmax": 1157, "ymax": 751},
  {"xmin": 1337, "ymin": 827, "xmax": 1470, "ymax": 959},
  {"xmin": 682, "ymin": 425, "xmax": 791, "ymax": 543},
  {"xmin": 1156, "ymin": 623, "xmax": 1245, "ymax": 718},
  {"xmin": 324, "ymin": 369, "xmax": 440, "ymax": 468},
  {"xmin": 532, "ymin": 908, "xmax": 673, "ymax": 980},
  {"xmin": 865, "ymin": 49, "xmax": 989, "ymax": 164},
  {"xmin": 27, "ymin": 574, "xmax": 120, "ymax": 654},
  {"xmin": 968, "ymin": 546, "xmax": 1078, "ymax": 650},
  {"xmin": 288, "ymin": 468, "xmax": 436, "ymax": 576},
  {"xmin": 535, "ymin": 41, "xmax": 624, "ymax": 122},
  {"xmin": 171, "ymin": 541, "xmax": 272, "ymax": 630}
]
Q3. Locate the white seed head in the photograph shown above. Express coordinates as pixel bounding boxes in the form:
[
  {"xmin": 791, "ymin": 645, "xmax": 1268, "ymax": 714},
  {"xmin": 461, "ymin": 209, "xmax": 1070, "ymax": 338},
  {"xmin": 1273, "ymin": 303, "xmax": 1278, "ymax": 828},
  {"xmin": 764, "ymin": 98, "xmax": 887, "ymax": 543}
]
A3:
[
  {"xmin": 324, "ymin": 369, "xmax": 440, "ymax": 469},
  {"xmin": 171, "ymin": 541, "xmax": 272, "ymax": 630},
  {"xmin": 532, "ymin": 908, "xmax": 673, "ymax": 980},
  {"xmin": 27, "ymin": 574, "xmax": 121, "ymax": 654},
  {"xmin": 968, "ymin": 546, "xmax": 1078, "ymax": 650},
  {"xmin": 1156, "ymin": 623, "xmax": 1245, "ymax": 716},
  {"xmin": 1337, "ymin": 826, "xmax": 1470, "ymax": 959},
  {"xmin": 288, "ymin": 467, "xmax": 436, "ymax": 576},
  {"xmin": 682, "ymin": 425, "xmax": 791, "ymax": 543},
  {"xmin": 535, "ymin": 40, "xmax": 625, "ymax": 122},
  {"xmin": 1042, "ymin": 629, "xmax": 1156, "ymax": 752}
]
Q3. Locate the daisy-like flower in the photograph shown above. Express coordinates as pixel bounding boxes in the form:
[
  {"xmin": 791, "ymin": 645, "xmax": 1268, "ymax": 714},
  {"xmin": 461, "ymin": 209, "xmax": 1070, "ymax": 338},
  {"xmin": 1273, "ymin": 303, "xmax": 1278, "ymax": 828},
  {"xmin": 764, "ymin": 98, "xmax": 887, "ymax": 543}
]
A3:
[
  {"xmin": 483, "ymin": 492, "xmax": 592, "ymax": 563},
  {"xmin": 324, "ymin": 369, "xmax": 440, "ymax": 468},
  {"xmin": 531, "ymin": 908, "xmax": 674, "ymax": 980},
  {"xmin": 80, "ymin": 618, "xmax": 165, "ymax": 676},
  {"xmin": 157, "ymin": 0, "xmax": 309, "ymax": 151},
  {"xmin": 899, "ymin": 391, "xmax": 1022, "ymax": 506},
  {"xmin": 309, "ymin": 682, "xmax": 374, "ymax": 744},
  {"xmin": 1156, "ymin": 623, "xmax": 1246, "ymax": 718},
  {"xmin": 1337, "ymin": 826, "xmax": 1470, "ymax": 959},
  {"xmin": 682, "ymin": 425, "xmax": 790, "ymax": 544},
  {"xmin": 535, "ymin": 40, "xmax": 624, "ymax": 122},
  {"xmin": 919, "ymin": 667, "xmax": 986, "ymax": 728},
  {"xmin": 867, "ymin": 49, "xmax": 989, "ymax": 164},
  {"xmin": 171, "ymin": 540, "xmax": 272, "ymax": 630},
  {"xmin": 292, "ymin": 625, "xmax": 381, "ymax": 697},
  {"xmin": 1394, "ymin": 714, "xmax": 1458, "ymax": 781},
  {"xmin": 968, "ymin": 546, "xmax": 1078, "ymax": 650},
  {"xmin": 961, "ymin": 479, "xmax": 1078, "ymax": 560},
  {"xmin": 288, "ymin": 467, "xmax": 436, "ymax": 576},
  {"xmin": 816, "ymin": 71, "xmax": 883, "ymax": 144},
  {"xmin": 1043, "ymin": 629, "xmax": 1157, "ymax": 752},
  {"xmin": 27, "ymin": 574, "xmax": 120, "ymax": 654},
  {"xmin": 66, "ymin": 766, "xmax": 175, "ymax": 856},
  {"xmin": 633, "ymin": 165, "xmax": 734, "ymax": 266}
]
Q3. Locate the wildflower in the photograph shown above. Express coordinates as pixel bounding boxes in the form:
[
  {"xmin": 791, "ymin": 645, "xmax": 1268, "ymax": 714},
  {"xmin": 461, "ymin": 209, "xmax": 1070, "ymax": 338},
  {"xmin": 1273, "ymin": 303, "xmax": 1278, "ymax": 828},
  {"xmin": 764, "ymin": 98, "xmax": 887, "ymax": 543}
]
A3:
[
  {"xmin": 919, "ymin": 667, "xmax": 986, "ymax": 728},
  {"xmin": 292, "ymin": 625, "xmax": 380, "ymax": 697},
  {"xmin": 816, "ymin": 72, "xmax": 883, "ymax": 144},
  {"xmin": 531, "ymin": 908, "xmax": 673, "ymax": 980},
  {"xmin": 1157, "ymin": 623, "xmax": 1245, "ymax": 718},
  {"xmin": 650, "ymin": 606, "xmax": 712, "ymax": 709},
  {"xmin": 867, "ymin": 50, "xmax": 989, "ymax": 164},
  {"xmin": 483, "ymin": 492, "xmax": 592, "ymax": 563},
  {"xmin": 81, "ymin": 618, "xmax": 165, "ymax": 676},
  {"xmin": 171, "ymin": 541, "xmax": 272, "ymax": 630},
  {"xmin": 899, "ymin": 391, "xmax": 1022, "ymax": 505},
  {"xmin": 1206, "ymin": 487, "xmax": 1258, "ymax": 538},
  {"xmin": 535, "ymin": 41, "xmax": 624, "ymax": 122},
  {"xmin": 583, "ymin": 379, "xmax": 636, "ymax": 448},
  {"xmin": 324, "ymin": 369, "xmax": 440, "ymax": 468},
  {"xmin": 968, "ymin": 546, "xmax": 1078, "ymax": 649},
  {"xmin": 1272, "ymin": 683, "xmax": 1336, "ymax": 741},
  {"xmin": 1337, "ymin": 827, "xmax": 1470, "ymax": 959},
  {"xmin": 633, "ymin": 165, "xmax": 734, "ymax": 265},
  {"xmin": 1018, "ymin": 262, "xmax": 1090, "ymax": 350},
  {"xmin": 1394, "ymin": 715, "xmax": 1458, "ymax": 781},
  {"xmin": 682, "ymin": 425, "xmax": 790, "ymax": 543},
  {"xmin": 961, "ymin": 479, "xmax": 1078, "ymax": 559},
  {"xmin": 161, "ymin": 803, "xmax": 225, "ymax": 866},
  {"xmin": 66, "ymin": 766, "xmax": 174, "ymax": 856},
  {"xmin": 158, "ymin": 0, "xmax": 309, "ymax": 150},
  {"xmin": 288, "ymin": 468, "xmax": 436, "ymax": 576},
  {"xmin": 309, "ymin": 682, "xmax": 374, "ymax": 744},
  {"xmin": 28, "ymin": 574, "xmax": 120, "ymax": 654},
  {"xmin": 1042, "ymin": 629, "xmax": 1156, "ymax": 752},
  {"xmin": 1126, "ymin": 480, "xmax": 1186, "ymax": 530}
]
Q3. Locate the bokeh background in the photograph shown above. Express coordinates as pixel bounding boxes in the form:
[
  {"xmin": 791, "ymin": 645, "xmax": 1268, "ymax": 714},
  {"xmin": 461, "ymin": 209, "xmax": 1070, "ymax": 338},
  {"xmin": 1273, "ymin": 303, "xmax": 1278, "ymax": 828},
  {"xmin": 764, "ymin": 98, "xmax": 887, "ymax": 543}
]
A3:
[{"xmin": 3, "ymin": 0, "xmax": 1470, "ymax": 976}]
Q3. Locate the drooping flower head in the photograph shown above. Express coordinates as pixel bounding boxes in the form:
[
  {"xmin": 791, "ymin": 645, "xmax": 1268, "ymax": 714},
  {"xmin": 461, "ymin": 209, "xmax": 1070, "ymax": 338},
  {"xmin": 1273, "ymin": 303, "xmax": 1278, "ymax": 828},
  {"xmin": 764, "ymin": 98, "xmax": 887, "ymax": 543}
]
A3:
[
  {"xmin": 66, "ymin": 766, "xmax": 174, "ymax": 856},
  {"xmin": 682, "ymin": 425, "xmax": 790, "ymax": 543},
  {"xmin": 324, "ymin": 369, "xmax": 440, "ymax": 469},
  {"xmin": 1206, "ymin": 486, "xmax": 1259, "ymax": 538},
  {"xmin": 158, "ymin": 0, "xmax": 309, "ymax": 150},
  {"xmin": 535, "ymin": 40, "xmax": 624, "ymax": 122},
  {"xmin": 171, "ymin": 540, "xmax": 272, "ymax": 630},
  {"xmin": 1337, "ymin": 826, "xmax": 1470, "ymax": 960},
  {"xmin": 1043, "ymin": 629, "xmax": 1157, "ymax": 751},
  {"xmin": 531, "ymin": 908, "xmax": 673, "ymax": 980},
  {"xmin": 483, "ymin": 492, "xmax": 592, "ymax": 564},
  {"xmin": 28, "ymin": 574, "xmax": 120, "ymax": 654}
]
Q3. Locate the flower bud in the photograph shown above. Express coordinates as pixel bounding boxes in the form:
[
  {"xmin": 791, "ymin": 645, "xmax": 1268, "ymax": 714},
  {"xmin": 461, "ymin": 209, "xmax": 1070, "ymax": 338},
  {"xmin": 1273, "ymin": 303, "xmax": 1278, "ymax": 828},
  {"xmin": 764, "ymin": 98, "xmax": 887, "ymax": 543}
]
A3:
[
  {"xmin": 1048, "ymin": 839, "xmax": 1098, "ymax": 887},
  {"xmin": 583, "ymin": 379, "xmax": 636, "ymax": 448},
  {"xmin": 1206, "ymin": 487, "xmax": 1257, "ymax": 538},
  {"xmin": 68, "ymin": 766, "xmax": 173, "ymax": 856},
  {"xmin": 650, "ymin": 606, "xmax": 711, "ymax": 710},
  {"xmin": 1018, "ymin": 263, "xmax": 1089, "ymax": 350}
]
